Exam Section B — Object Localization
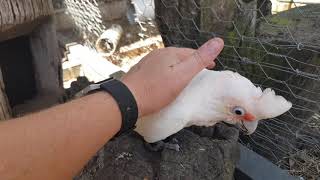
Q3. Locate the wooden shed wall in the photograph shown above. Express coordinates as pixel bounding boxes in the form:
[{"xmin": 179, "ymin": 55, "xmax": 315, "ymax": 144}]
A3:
[{"xmin": 0, "ymin": 0, "xmax": 54, "ymax": 41}]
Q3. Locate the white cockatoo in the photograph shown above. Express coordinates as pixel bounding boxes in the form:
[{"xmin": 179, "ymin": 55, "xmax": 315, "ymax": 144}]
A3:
[{"xmin": 135, "ymin": 69, "xmax": 292, "ymax": 143}]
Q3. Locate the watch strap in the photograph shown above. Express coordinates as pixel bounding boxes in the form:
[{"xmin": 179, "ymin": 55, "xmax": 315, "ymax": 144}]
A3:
[{"xmin": 100, "ymin": 79, "xmax": 138, "ymax": 136}]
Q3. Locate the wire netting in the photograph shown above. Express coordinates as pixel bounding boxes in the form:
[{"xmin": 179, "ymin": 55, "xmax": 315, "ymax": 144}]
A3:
[
  {"xmin": 64, "ymin": 0, "xmax": 107, "ymax": 48},
  {"xmin": 62, "ymin": 0, "xmax": 320, "ymax": 179},
  {"xmin": 154, "ymin": 1, "xmax": 320, "ymax": 179}
]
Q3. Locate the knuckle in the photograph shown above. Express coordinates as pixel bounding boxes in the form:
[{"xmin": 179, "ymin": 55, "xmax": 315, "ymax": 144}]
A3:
[{"xmin": 192, "ymin": 51, "xmax": 206, "ymax": 67}]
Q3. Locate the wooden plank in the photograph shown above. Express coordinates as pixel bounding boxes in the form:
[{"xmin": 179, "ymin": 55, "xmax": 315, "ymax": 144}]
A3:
[
  {"xmin": 0, "ymin": 68, "xmax": 11, "ymax": 121},
  {"xmin": 25, "ymin": 0, "xmax": 34, "ymax": 22},
  {"xmin": 0, "ymin": 17, "xmax": 46, "ymax": 42},
  {"xmin": 0, "ymin": 0, "xmax": 2, "ymax": 32},
  {"xmin": 1, "ymin": 0, "xmax": 11, "ymax": 26},
  {"xmin": 29, "ymin": 17, "xmax": 63, "ymax": 105},
  {"xmin": 0, "ymin": 0, "xmax": 54, "ymax": 32}
]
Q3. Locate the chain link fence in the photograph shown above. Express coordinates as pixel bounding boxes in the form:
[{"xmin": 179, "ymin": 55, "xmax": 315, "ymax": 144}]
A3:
[{"xmin": 61, "ymin": 0, "xmax": 320, "ymax": 179}]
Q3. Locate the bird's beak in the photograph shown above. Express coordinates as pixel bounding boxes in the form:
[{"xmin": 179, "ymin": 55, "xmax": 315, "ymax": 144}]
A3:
[{"xmin": 238, "ymin": 120, "xmax": 259, "ymax": 135}]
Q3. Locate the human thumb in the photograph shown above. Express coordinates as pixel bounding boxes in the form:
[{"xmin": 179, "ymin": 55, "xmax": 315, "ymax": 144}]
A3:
[
  {"xmin": 191, "ymin": 38, "xmax": 224, "ymax": 68},
  {"xmin": 177, "ymin": 38, "xmax": 224, "ymax": 78}
]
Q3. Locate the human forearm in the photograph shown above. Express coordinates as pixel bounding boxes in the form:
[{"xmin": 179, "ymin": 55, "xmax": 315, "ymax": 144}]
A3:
[
  {"xmin": 0, "ymin": 92, "xmax": 121, "ymax": 180},
  {"xmin": 0, "ymin": 38, "xmax": 224, "ymax": 180}
]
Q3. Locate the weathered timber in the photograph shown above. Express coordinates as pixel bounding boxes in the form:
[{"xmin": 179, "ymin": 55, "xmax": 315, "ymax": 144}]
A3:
[
  {"xmin": 12, "ymin": 17, "xmax": 64, "ymax": 115},
  {"xmin": 29, "ymin": 17, "xmax": 63, "ymax": 106},
  {"xmin": 0, "ymin": 68, "xmax": 11, "ymax": 121},
  {"xmin": 0, "ymin": 0, "xmax": 54, "ymax": 40}
]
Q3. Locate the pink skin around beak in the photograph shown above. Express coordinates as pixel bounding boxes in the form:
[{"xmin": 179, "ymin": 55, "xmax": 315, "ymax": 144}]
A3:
[{"xmin": 243, "ymin": 113, "xmax": 255, "ymax": 121}]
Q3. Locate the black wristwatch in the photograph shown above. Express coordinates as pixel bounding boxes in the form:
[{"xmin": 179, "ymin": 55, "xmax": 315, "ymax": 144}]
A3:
[{"xmin": 75, "ymin": 78, "xmax": 139, "ymax": 136}]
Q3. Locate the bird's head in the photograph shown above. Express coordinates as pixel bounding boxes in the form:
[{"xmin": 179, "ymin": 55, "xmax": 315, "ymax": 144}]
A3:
[{"xmin": 206, "ymin": 71, "xmax": 292, "ymax": 135}]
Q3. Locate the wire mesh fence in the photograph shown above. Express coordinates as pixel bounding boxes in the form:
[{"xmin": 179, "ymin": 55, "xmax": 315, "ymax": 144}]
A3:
[
  {"xmin": 62, "ymin": 0, "xmax": 320, "ymax": 179},
  {"xmin": 154, "ymin": 1, "xmax": 320, "ymax": 179},
  {"xmin": 64, "ymin": 0, "xmax": 107, "ymax": 48}
]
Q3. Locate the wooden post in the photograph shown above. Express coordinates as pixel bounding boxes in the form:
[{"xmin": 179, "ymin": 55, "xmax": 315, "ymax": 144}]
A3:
[
  {"xmin": 0, "ymin": 68, "xmax": 11, "ymax": 120},
  {"xmin": 29, "ymin": 17, "xmax": 64, "ymax": 106}
]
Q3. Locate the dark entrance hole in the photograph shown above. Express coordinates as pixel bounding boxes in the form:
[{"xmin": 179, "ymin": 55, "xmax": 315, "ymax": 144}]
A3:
[{"xmin": 0, "ymin": 35, "xmax": 37, "ymax": 107}]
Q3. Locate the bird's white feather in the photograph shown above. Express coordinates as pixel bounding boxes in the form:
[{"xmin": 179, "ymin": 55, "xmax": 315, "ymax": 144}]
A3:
[
  {"xmin": 135, "ymin": 69, "xmax": 292, "ymax": 143},
  {"xmin": 255, "ymin": 88, "xmax": 292, "ymax": 119}
]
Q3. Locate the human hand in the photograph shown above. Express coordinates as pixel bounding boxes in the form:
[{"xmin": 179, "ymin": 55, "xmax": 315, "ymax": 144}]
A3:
[{"xmin": 121, "ymin": 38, "xmax": 224, "ymax": 116}]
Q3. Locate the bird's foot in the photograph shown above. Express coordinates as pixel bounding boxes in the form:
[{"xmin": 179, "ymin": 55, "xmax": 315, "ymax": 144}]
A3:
[
  {"xmin": 163, "ymin": 142, "xmax": 180, "ymax": 151},
  {"xmin": 145, "ymin": 139, "xmax": 180, "ymax": 152}
]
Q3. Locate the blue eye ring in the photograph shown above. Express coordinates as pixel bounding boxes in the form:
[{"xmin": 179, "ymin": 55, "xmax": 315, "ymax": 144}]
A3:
[{"xmin": 232, "ymin": 106, "xmax": 245, "ymax": 116}]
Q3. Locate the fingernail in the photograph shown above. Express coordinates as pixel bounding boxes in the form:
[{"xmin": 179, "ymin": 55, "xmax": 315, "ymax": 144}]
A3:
[
  {"xmin": 191, "ymin": 38, "xmax": 224, "ymax": 68},
  {"xmin": 207, "ymin": 38, "xmax": 224, "ymax": 55}
]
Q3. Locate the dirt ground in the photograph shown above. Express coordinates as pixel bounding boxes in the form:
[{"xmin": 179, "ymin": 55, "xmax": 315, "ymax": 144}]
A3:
[
  {"xmin": 105, "ymin": 18, "xmax": 164, "ymax": 70},
  {"xmin": 57, "ymin": 17, "xmax": 164, "ymax": 70}
]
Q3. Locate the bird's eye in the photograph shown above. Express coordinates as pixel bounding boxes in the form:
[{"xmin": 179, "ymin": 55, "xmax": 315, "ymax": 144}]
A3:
[{"xmin": 232, "ymin": 106, "xmax": 245, "ymax": 116}]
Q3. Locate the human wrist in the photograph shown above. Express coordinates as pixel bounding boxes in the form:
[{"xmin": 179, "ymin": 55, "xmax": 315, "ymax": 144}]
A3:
[
  {"xmin": 120, "ymin": 78, "xmax": 145, "ymax": 117},
  {"xmin": 97, "ymin": 79, "xmax": 139, "ymax": 136},
  {"xmin": 90, "ymin": 92, "xmax": 122, "ymax": 131}
]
